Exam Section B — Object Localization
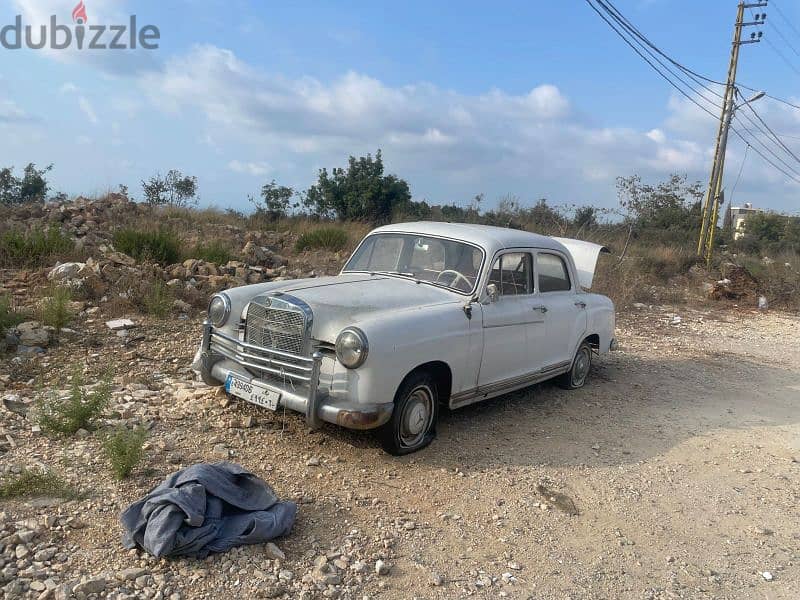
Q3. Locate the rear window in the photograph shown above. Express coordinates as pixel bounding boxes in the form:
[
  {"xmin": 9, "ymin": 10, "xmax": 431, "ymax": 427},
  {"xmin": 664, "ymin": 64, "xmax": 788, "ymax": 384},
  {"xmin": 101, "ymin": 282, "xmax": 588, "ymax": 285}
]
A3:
[{"xmin": 537, "ymin": 253, "xmax": 571, "ymax": 292}]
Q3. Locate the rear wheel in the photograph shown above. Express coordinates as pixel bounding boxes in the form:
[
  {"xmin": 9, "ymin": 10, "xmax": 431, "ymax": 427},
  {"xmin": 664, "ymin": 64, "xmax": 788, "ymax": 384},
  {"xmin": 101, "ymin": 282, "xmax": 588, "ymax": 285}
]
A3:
[
  {"xmin": 379, "ymin": 371, "xmax": 438, "ymax": 455},
  {"xmin": 557, "ymin": 342, "xmax": 592, "ymax": 390}
]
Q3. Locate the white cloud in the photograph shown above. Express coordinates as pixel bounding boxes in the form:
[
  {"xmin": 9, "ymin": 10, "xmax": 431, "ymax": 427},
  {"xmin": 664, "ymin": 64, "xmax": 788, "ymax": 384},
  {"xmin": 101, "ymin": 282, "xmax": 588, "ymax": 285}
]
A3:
[
  {"xmin": 228, "ymin": 160, "xmax": 270, "ymax": 177},
  {"xmin": 0, "ymin": 99, "xmax": 28, "ymax": 123},
  {"xmin": 140, "ymin": 45, "xmax": 789, "ymax": 208},
  {"xmin": 78, "ymin": 97, "xmax": 99, "ymax": 124},
  {"xmin": 59, "ymin": 82, "xmax": 78, "ymax": 94}
]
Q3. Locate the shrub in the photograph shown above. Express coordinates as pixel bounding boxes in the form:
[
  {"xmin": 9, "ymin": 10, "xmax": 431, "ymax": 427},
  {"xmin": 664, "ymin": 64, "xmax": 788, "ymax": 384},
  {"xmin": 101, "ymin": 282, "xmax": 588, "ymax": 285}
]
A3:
[
  {"xmin": 142, "ymin": 170, "xmax": 198, "ymax": 207},
  {"xmin": 192, "ymin": 240, "xmax": 233, "ymax": 264},
  {"xmin": 103, "ymin": 426, "xmax": 148, "ymax": 480},
  {"xmin": 295, "ymin": 227, "xmax": 349, "ymax": 252},
  {"xmin": 113, "ymin": 228, "xmax": 181, "ymax": 264},
  {"xmin": 142, "ymin": 279, "xmax": 174, "ymax": 317},
  {"xmin": 39, "ymin": 285, "xmax": 73, "ymax": 333},
  {"xmin": 0, "ymin": 226, "xmax": 74, "ymax": 268},
  {"xmin": 0, "ymin": 294, "xmax": 26, "ymax": 334},
  {"xmin": 37, "ymin": 369, "xmax": 112, "ymax": 436},
  {"xmin": 0, "ymin": 468, "xmax": 82, "ymax": 500}
]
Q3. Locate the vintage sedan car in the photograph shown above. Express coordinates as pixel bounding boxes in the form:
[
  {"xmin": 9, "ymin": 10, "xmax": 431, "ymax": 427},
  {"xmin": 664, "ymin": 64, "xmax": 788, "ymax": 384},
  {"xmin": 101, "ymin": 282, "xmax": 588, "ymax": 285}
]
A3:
[{"xmin": 192, "ymin": 222, "xmax": 615, "ymax": 455}]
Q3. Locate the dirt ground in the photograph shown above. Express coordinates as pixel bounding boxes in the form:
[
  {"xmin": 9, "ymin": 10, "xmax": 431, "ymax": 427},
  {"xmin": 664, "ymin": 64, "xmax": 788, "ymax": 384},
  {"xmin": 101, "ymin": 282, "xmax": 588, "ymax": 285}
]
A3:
[{"xmin": 2, "ymin": 305, "xmax": 799, "ymax": 599}]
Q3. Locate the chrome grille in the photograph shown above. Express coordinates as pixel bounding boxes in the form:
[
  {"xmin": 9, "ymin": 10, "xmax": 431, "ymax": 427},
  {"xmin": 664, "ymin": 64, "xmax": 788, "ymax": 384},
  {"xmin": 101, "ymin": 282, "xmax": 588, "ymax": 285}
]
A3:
[{"xmin": 245, "ymin": 297, "xmax": 307, "ymax": 355}]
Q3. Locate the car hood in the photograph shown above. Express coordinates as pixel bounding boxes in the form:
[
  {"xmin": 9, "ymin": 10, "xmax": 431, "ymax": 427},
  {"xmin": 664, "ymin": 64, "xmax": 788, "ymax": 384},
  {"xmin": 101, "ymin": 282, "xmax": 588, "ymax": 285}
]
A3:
[{"xmin": 255, "ymin": 273, "xmax": 463, "ymax": 342}]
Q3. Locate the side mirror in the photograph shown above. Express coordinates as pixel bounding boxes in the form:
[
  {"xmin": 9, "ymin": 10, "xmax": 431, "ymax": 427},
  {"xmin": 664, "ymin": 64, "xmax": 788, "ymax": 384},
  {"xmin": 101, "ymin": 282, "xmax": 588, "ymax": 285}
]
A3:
[{"xmin": 486, "ymin": 283, "xmax": 499, "ymax": 303}]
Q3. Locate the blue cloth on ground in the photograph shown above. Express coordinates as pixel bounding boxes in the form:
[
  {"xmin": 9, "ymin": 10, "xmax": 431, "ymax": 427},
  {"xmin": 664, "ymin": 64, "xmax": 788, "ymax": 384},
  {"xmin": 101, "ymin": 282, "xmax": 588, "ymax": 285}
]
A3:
[{"xmin": 120, "ymin": 462, "xmax": 296, "ymax": 558}]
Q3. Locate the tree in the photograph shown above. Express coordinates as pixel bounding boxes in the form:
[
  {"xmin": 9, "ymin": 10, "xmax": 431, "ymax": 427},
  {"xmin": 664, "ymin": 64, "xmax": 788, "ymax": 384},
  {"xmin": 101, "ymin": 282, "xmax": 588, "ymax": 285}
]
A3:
[
  {"xmin": 616, "ymin": 173, "xmax": 703, "ymax": 231},
  {"xmin": 573, "ymin": 206, "xmax": 598, "ymax": 230},
  {"xmin": 251, "ymin": 180, "xmax": 295, "ymax": 221},
  {"xmin": 304, "ymin": 150, "xmax": 413, "ymax": 223},
  {"xmin": 141, "ymin": 170, "xmax": 198, "ymax": 207},
  {"xmin": 739, "ymin": 212, "xmax": 800, "ymax": 254},
  {"xmin": 0, "ymin": 163, "xmax": 53, "ymax": 205}
]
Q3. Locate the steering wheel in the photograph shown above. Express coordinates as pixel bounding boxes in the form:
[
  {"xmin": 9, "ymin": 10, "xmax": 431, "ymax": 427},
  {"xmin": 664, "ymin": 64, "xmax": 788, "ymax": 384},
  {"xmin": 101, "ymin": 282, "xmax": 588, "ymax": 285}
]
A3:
[{"xmin": 436, "ymin": 269, "xmax": 472, "ymax": 290}]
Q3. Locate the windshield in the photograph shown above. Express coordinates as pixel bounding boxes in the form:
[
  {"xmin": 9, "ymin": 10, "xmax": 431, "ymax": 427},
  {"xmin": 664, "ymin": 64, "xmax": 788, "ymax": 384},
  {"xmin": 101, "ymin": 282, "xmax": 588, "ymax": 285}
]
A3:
[{"xmin": 344, "ymin": 233, "xmax": 484, "ymax": 294}]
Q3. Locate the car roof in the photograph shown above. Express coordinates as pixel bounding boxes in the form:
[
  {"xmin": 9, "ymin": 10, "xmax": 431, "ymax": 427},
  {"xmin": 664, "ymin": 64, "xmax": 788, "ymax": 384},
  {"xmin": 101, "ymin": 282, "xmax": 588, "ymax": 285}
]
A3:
[{"xmin": 370, "ymin": 221, "xmax": 568, "ymax": 256}]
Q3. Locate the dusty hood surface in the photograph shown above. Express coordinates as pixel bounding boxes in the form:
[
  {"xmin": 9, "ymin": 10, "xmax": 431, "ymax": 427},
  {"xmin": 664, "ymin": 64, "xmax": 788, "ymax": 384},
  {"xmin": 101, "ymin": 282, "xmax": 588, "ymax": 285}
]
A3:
[{"xmin": 256, "ymin": 273, "xmax": 461, "ymax": 341}]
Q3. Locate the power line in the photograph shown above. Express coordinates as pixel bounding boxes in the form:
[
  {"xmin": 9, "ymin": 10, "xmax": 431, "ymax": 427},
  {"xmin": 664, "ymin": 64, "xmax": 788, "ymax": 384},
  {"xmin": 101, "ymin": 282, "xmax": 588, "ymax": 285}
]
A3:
[
  {"xmin": 728, "ymin": 143, "xmax": 749, "ymax": 203},
  {"xmin": 585, "ymin": 0, "xmax": 800, "ymax": 186},
  {"xmin": 749, "ymin": 7, "xmax": 800, "ymax": 77},
  {"xmin": 731, "ymin": 124, "xmax": 800, "ymax": 183},
  {"xmin": 583, "ymin": 0, "xmax": 722, "ymax": 119},
  {"xmin": 740, "ymin": 93, "xmax": 800, "ymax": 164},
  {"xmin": 771, "ymin": 0, "xmax": 800, "ymax": 45},
  {"xmin": 593, "ymin": 0, "xmax": 727, "ymax": 97},
  {"xmin": 594, "ymin": 0, "xmax": 800, "ymax": 114},
  {"xmin": 732, "ymin": 111, "xmax": 800, "ymax": 178}
]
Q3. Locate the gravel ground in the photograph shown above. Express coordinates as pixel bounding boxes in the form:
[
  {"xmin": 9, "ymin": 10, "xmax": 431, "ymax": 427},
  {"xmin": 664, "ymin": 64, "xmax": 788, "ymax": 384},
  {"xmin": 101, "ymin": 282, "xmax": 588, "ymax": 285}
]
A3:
[{"xmin": 1, "ymin": 306, "xmax": 799, "ymax": 599}]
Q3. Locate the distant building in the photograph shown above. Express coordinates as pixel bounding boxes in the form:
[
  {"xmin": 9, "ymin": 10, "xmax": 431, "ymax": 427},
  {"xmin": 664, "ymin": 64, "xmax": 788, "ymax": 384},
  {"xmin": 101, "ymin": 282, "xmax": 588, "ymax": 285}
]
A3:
[{"xmin": 724, "ymin": 203, "xmax": 764, "ymax": 240}]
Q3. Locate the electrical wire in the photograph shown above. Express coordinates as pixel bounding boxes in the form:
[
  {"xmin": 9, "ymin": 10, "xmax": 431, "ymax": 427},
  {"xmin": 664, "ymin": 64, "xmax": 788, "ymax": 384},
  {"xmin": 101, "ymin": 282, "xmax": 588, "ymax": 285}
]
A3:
[
  {"xmin": 593, "ymin": 0, "xmax": 727, "ymax": 95},
  {"xmin": 772, "ymin": 0, "xmax": 800, "ymax": 42},
  {"xmin": 740, "ymin": 95, "xmax": 800, "ymax": 164},
  {"xmin": 598, "ymin": 0, "xmax": 800, "ymax": 113},
  {"xmin": 585, "ymin": 0, "xmax": 800, "ymax": 184},
  {"xmin": 728, "ymin": 143, "xmax": 749, "ymax": 204},
  {"xmin": 749, "ymin": 7, "xmax": 800, "ymax": 78},
  {"xmin": 583, "ymin": 0, "xmax": 722, "ymax": 119},
  {"xmin": 732, "ymin": 111, "xmax": 800, "ymax": 178}
]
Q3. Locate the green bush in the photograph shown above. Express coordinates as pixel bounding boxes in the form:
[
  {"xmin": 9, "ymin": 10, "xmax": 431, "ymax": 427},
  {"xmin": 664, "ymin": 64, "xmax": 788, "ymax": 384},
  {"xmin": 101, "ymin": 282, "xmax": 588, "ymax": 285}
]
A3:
[
  {"xmin": 295, "ymin": 227, "xmax": 349, "ymax": 252},
  {"xmin": 0, "ymin": 294, "xmax": 26, "ymax": 334},
  {"xmin": 192, "ymin": 240, "xmax": 233, "ymax": 264},
  {"xmin": 103, "ymin": 426, "xmax": 148, "ymax": 480},
  {"xmin": 113, "ymin": 228, "xmax": 181, "ymax": 264},
  {"xmin": 37, "ymin": 370, "xmax": 112, "ymax": 436},
  {"xmin": 0, "ymin": 468, "xmax": 82, "ymax": 500},
  {"xmin": 142, "ymin": 279, "xmax": 173, "ymax": 317},
  {"xmin": 39, "ymin": 285, "xmax": 73, "ymax": 333},
  {"xmin": 0, "ymin": 226, "xmax": 74, "ymax": 268}
]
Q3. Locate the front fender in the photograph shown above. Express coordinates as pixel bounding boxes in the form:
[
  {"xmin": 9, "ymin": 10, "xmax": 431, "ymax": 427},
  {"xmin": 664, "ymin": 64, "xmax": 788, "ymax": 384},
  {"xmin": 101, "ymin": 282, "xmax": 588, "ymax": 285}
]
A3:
[{"xmin": 327, "ymin": 303, "xmax": 475, "ymax": 406}]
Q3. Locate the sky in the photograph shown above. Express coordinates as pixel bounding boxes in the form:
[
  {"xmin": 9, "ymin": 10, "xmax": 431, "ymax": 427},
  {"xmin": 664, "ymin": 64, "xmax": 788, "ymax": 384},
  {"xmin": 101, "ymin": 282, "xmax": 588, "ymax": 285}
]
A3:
[{"xmin": 1, "ymin": 0, "xmax": 799, "ymax": 215}]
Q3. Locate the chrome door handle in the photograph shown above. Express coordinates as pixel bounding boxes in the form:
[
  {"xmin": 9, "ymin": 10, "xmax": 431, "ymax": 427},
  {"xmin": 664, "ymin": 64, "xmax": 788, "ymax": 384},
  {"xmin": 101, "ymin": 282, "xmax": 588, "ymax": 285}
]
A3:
[
  {"xmin": 575, "ymin": 300, "xmax": 587, "ymax": 308},
  {"xmin": 532, "ymin": 305, "xmax": 548, "ymax": 313}
]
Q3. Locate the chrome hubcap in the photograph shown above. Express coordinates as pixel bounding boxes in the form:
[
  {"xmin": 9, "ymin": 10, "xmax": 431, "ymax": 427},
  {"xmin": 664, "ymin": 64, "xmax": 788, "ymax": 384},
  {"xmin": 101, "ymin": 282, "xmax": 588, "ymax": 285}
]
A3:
[
  {"xmin": 400, "ymin": 386, "xmax": 433, "ymax": 448},
  {"xmin": 573, "ymin": 349, "xmax": 590, "ymax": 386}
]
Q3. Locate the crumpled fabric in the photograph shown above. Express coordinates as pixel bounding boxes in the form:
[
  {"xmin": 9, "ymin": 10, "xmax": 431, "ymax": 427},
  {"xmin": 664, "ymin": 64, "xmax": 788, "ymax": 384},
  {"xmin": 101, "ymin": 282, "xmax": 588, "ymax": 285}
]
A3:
[{"xmin": 120, "ymin": 462, "xmax": 296, "ymax": 558}]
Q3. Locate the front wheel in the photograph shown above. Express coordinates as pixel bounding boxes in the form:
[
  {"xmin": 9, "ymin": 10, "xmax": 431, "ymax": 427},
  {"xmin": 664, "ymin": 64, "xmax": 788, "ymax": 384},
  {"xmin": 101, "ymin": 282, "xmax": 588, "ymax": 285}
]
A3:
[
  {"xmin": 379, "ymin": 372, "xmax": 438, "ymax": 455},
  {"xmin": 557, "ymin": 342, "xmax": 593, "ymax": 390}
]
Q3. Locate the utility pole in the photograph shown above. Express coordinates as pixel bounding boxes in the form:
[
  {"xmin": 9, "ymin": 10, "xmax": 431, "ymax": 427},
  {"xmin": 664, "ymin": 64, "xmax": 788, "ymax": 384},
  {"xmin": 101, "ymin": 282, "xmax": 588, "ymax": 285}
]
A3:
[{"xmin": 697, "ymin": 1, "xmax": 766, "ymax": 265}]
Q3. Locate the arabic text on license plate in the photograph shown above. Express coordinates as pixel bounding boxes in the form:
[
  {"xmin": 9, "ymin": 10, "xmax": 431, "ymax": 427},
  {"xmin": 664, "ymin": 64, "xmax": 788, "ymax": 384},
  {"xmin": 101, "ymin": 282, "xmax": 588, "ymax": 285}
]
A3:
[{"xmin": 225, "ymin": 375, "xmax": 280, "ymax": 411}]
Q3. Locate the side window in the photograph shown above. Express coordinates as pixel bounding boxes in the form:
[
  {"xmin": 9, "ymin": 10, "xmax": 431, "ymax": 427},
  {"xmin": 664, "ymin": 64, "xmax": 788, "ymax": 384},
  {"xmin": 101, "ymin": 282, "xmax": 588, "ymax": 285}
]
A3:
[
  {"xmin": 537, "ymin": 253, "xmax": 571, "ymax": 292},
  {"xmin": 488, "ymin": 253, "xmax": 532, "ymax": 296}
]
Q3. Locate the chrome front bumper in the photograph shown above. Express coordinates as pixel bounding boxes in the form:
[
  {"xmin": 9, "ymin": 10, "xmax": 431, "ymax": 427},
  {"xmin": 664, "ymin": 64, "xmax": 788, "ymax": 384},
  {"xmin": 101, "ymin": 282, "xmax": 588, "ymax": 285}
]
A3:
[{"xmin": 199, "ymin": 322, "xmax": 393, "ymax": 430}]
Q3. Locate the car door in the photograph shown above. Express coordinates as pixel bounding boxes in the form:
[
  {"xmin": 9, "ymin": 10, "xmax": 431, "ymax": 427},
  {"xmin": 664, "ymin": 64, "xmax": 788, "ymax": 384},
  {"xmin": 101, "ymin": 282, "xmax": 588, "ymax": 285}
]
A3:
[
  {"xmin": 535, "ymin": 251, "xmax": 587, "ymax": 369},
  {"xmin": 477, "ymin": 251, "xmax": 548, "ymax": 388}
]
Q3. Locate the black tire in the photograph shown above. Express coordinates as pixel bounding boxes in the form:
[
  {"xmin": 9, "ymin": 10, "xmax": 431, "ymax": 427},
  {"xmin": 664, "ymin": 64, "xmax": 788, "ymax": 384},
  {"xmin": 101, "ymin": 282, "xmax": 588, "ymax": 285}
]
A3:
[
  {"xmin": 379, "ymin": 371, "xmax": 439, "ymax": 455},
  {"xmin": 557, "ymin": 342, "xmax": 593, "ymax": 390}
]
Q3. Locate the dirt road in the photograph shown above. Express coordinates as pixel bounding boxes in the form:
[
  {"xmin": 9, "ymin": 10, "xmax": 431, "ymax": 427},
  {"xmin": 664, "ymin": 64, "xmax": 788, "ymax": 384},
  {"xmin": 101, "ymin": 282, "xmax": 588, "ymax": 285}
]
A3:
[{"xmin": 2, "ymin": 307, "xmax": 799, "ymax": 599}]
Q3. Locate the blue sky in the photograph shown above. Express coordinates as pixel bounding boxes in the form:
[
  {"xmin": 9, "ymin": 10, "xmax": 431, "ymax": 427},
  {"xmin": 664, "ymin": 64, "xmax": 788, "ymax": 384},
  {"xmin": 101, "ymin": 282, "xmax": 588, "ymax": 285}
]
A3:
[{"xmin": 1, "ymin": 0, "xmax": 799, "ymax": 214}]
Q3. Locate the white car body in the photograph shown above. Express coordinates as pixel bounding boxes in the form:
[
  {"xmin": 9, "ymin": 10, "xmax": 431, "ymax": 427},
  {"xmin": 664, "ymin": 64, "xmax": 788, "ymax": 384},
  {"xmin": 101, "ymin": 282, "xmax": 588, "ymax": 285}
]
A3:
[{"xmin": 193, "ymin": 222, "xmax": 615, "ymax": 450}]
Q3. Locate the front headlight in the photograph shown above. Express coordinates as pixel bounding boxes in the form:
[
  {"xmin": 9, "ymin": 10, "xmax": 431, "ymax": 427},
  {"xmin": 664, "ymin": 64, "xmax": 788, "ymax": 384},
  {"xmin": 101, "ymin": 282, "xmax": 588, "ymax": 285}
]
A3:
[
  {"xmin": 207, "ymin": 293, "xmax": 231, "ymax": 327},
  {"xmin": 335, "ymin": 327, "xmax": 368, "ymax": 369}
]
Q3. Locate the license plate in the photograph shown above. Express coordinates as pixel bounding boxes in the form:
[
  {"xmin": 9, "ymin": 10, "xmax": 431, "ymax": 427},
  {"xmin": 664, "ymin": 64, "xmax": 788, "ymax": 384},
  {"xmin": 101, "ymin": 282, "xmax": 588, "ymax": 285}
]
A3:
[{"xmin": 225, "ymin": 374, "xmax": 280, "ymax": 411}]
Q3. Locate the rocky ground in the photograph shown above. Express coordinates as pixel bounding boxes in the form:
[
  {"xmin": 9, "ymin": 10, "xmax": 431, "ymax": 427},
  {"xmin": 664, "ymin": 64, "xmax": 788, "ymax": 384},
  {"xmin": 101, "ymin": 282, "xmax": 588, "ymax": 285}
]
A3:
[
  {"xmin": 2, "ymin": 197, "xmax": 799, "ymax": 599},
  {"xmin": 1, "ymin": 303, "xmax": 799, "ymax": 600}
]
